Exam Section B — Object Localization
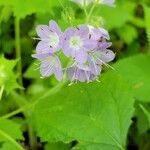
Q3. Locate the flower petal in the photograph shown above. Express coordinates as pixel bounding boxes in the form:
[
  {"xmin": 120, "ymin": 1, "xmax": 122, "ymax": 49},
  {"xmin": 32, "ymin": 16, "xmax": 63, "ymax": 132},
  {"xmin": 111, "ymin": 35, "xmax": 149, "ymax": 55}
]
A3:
[
  {"xmin": 83, "ymin": 39, "xmax": 97, "ymax": 50},
  {"xmin": 54, "ymin": 57, "xmax": 63, "ymax": 81},
  {"xmin": 77, "ymin": 25, "xmax": 89, "ymax": 37},
  {"xmin": 78, "ymin": 70, "xmax": 90, "ymax": 82},
  {"xmin": 90, "ymin": 63, "xmax": 102, "ymax": 75},
  {"xmin": 97, "ymin": 42, "xmax": 112, "ymax": 50},
  {"xmin": 100, "ymin": 50, "xmax": 115, "ymax": 62},
  {"xmin": 36, "ymin": 41, "xmax": 51, "ymax": 53},
  {"xmin": 36, "ymin": 25, "xmax": 51, "ymax": 38},
  {"xmin": 40, "ymin": 59, "xmax": 54, "ymax": 77},
  {"xmin": 75, "ymin": 50, "xmax": 88, "ymax": 63},
  {"xmin": 31, "ymin": 53, "xmax": 50, "ymax": 60},
  {"xmin": 49, "ymin": 20, "xmax": 61, "ymax": 34},
  {"xmin": 67, "ymin": 67, "xmax": 76, "ymax": 81},
  {"xmin": 100, "ymin": 0, "xmax": 115, "ymax": 6}
]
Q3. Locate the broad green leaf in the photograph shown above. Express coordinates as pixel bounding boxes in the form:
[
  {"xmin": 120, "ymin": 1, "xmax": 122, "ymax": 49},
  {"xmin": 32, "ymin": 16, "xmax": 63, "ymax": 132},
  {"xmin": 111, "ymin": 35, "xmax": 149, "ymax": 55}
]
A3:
[
  {"xmin": 0, "ymin": 56, "xmax": 20, "ymax": 93},
  {"xmin": 0, "ymin": 6, "xmax": 12, "ymax": 22},
  {"xmin": 95, "ymin": 1, "xmax": 134, "ymax": 30},
  {"xmin": 0, "ymin": 0, "xmax": 65, "ymax": 19},
  {"xmin": 0, "ymin": 118, "xmax": 24, "ymax": 150},
  {"xmin": 114, "ymin": 54, "xmax": 150, "ymax": 102},
  {"xmin": 32, "ymin": 72, "xmax": 134, "ymax": 150},
  {"xmin": 117, "ymin": 25, "xmax": 138, "ymax": 45}
]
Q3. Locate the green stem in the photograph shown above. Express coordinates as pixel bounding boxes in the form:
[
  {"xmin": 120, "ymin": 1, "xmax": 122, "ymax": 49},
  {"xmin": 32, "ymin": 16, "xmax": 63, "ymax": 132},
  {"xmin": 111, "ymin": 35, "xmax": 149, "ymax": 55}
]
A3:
[
  {"xmin": 83, "ymin": 0, "xmax": 88, "ymax": 21},
  {"xmin": 86, "ymin": 0, "xmax": 99, "ymax": 23},
  {"xmin": 15, "ymin": 18, "xmax": 37, "ymax": 150},
  {"xmin": 0, "ymin": 129, "xmax": 25, "ymax": 150},
  {"xmin": 0, "ymin": 107, "xmax": 26, "ymax": 119},
  {"xmin": 28, "ymin": 125, "xmax": 37, "ymax": 150},
  {"xmin": 0, "ymin": 78, "xmax": 67, "ymax": 149},
  {"xmin": 139, "ymin": 104, "xmax": 150, "ymax": 124},
  {"xmin": 15, "ymin": 18, "xmax": 23, "ymax": 87},
  {"xmin": 0, "ymin": 78, "xmax": 67, "ymax": 120},
  {"xmin": 0, "ymin": 85, "xmax": 4, "ymax": 101}
]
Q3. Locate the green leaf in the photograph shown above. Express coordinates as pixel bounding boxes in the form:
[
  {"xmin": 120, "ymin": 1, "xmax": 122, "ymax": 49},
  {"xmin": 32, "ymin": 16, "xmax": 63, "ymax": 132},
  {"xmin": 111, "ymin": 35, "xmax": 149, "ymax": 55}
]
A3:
[
  {"xmin": 0, "ymin": 6, "xmax": 12, "ymax": 22},
  {"xmin": 114, "ymin": 54, "xmax": 150, "ymax": 102},
  {"xmin": 32, "ymin": 72, "xmax": 134, "ymax": 150},
  {"xmin": 95, "ymin": 1, "xmax": 134, "ymax": 30},
  {"xmin": 0, "ymin": 0, "xmax": 65, "ymax": 19},
  {"xmin": 117, "ymin": 25, "xmax": 138, "ymax": 45},
  {"xmin": 24, "ymin": 60, "xmax": 40, "ymax": 79},
  {"xmin": 0, "ymin": 118, "xmax": 24, "ymax": 150},
  {"xmin": 0, "ymin": 55, "xmax": 20, "ymax": 93}
]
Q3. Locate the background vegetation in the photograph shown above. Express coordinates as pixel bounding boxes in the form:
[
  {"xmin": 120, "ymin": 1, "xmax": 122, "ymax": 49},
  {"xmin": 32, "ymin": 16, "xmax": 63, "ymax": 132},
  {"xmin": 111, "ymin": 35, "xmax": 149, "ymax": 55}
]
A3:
[{"xmin": 0, "ymin": 0, "xmax": 150, "ymax": 150}]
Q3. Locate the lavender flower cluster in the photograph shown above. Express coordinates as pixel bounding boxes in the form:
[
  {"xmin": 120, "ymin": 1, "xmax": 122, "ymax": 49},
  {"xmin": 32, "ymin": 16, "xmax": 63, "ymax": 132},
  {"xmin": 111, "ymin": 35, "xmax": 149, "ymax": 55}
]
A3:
[{"xmin": 32, "ymin": 20, "xmax": 115, "ymax": 83}]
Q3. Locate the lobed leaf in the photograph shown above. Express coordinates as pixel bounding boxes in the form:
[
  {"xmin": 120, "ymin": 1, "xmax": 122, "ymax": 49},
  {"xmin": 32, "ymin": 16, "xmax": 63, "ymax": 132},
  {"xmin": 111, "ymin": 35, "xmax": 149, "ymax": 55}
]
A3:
[
  {"xmin": 114, "ymin": 54, "xmax": 150, "ymax": 102},
  {"xmin": 32, "ymin": 72, "xmax": 135, "ymax": 150},
  {"xmin": 0, "ymin": 55, "xmax": 20, "ymax": 93},
  {"xmin": 0, "ymin": 118, "xmax": 24, "ymax": 150}
]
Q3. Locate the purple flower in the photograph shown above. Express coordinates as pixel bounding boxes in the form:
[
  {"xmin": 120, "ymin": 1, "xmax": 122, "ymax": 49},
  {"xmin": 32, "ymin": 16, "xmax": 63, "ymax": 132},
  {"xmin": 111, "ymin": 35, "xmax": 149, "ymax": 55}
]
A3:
[
  {"xmin": 62, "ymin": 25, "xmax": 96, "ymax": 63},
  {"xmin": 32, "ymin": 53, "xmax": 62, "ymax": 81},
  {"xmin": 89, "ymin": 49, "xmax": 115, "ymax": 67},
  {"xmin": 67, "ymin": 65, "xmax": 99, "ymax": 83},
  {"xmin": 71, "ymin": 0, "xmax": 93, "ymax": 6},
  {"xmin": 67, "ymin": 61, "xmax": 102, "ymax": 83},
  {"xmin": 65, "ymin": 25, "xmax": 115, "ymax": 83},
  {"xmin": 85, "ymin": 25, "xmax": 115, "ymax": 72},
  {"xmin": 71, "ymin": 0, "xmax": 115, "ymax": 7},
  {"xmin": 32, "ymin": 19, "xmax": 116, "ymax": 83},
  {"xmin": 100, "ymin": 0, "xmax": 115, "ymax": 6},
  {"xmin": 88, "ymin": 26, "xmax": 110, "ymax": 43},
  {"xmin": 35, "ymin": 20, "xmax": 62, "ymax": 54},
  {"xmin": 88, "ymin": 26, "xmax": 113, "ymax": 50}
]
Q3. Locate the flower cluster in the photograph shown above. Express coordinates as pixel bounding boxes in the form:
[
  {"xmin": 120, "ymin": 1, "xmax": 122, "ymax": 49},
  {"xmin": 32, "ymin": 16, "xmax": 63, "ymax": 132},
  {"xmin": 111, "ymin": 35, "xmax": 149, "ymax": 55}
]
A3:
[{"xmin": 32, "ymin": 20, "xmax": 115, "ymax": 83}]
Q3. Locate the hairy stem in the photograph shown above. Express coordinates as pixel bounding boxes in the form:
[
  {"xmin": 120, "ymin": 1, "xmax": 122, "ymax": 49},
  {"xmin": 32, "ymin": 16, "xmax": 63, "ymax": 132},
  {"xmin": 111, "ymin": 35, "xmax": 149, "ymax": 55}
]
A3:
[
  {"xmin": 0, "ymin": 78, "xmax": 67, "ymax": 119},
  {"xmin": 83, "ymin": 0, "xmax": 88, "ymax": 21},
  {"xmin": 15, "ymin": 18, "xmax": 37, "ymax": 150},
  {"xmin": 0, "ymin": 77, "xmax": 67, "ymax": 149},
  {"xmin": 86, "ymin": 0, "xmax": 99, "ymax": 23},
  {"xmin": 15, "ymin": 18, "xmax": 23, "ymax": 87},
  {"xmin": 0, "ymin": 85, "xmax": 4, "ymax": 101}
]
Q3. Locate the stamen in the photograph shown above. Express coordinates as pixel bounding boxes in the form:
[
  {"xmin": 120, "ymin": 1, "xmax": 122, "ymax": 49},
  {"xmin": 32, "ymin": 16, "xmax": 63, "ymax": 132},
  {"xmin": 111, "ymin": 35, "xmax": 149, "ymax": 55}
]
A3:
[
  {"xmin": 68, "ymin": 82, "xmax": 74, "ymax": 86},
  {"xmin": 34, "ymin": 66, "xmax": 41, "ymax": 71},
  {"xmin": 97, "ymin": 58, "xmax": 115, "ymax": 70},
  {"xmin": 34, "ymin": 62, "xmax": 40, "ymax": 66},
  {"xmin": 91, "ymin": 57, "xmax": 98, "ymax": 75},
  {"xmin": 96, "ymin": 79, "xmax": 101, "ymax": 82},
  {"xmin": 71, "ymin": 67, "xmax": 77, "ymax": 82},
  {"xmin": 33, "ymin": 37, "xmax": 41, "ymax": 40},
  {"xmin": 84, "ymin": 71, "xmax": 90, "ymax": 83}
]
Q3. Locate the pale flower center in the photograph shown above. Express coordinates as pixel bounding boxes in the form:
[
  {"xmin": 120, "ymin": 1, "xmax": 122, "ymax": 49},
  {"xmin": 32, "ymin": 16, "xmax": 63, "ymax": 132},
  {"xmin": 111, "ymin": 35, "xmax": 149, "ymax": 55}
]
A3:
[
  {"xmin": 69, "ymin": 36, "xmax": 83, "ymax": 50},
  {"xmin": 49, "ymin": 32, "xmax": 59, "ymax": 48}
]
